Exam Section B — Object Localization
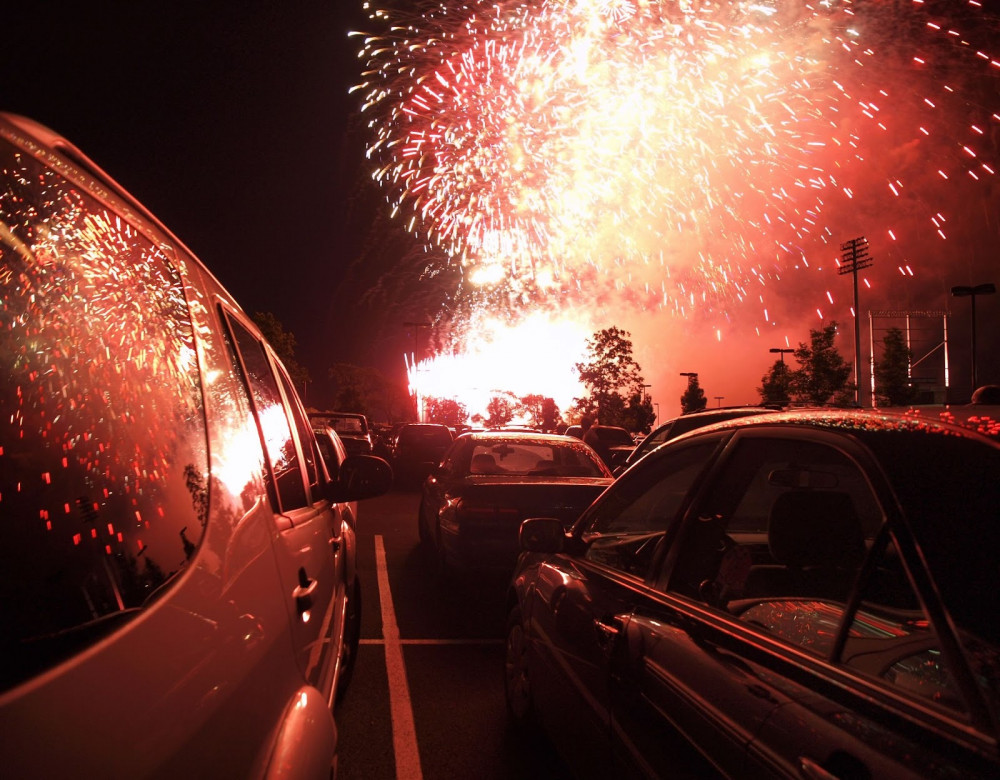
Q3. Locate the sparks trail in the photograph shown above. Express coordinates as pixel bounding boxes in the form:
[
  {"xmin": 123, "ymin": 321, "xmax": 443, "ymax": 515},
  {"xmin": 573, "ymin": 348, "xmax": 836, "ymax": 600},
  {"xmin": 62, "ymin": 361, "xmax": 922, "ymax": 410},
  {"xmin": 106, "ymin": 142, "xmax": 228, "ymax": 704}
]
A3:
[{"xmin": 356, "ymin": 0, "xmax": 1000, "ymax": 321}]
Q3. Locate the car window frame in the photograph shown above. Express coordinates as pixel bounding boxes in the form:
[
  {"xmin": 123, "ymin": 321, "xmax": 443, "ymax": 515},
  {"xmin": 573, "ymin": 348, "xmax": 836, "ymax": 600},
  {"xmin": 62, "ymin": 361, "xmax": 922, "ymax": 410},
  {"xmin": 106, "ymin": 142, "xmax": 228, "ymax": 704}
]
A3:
[
  {"xmin": 649, "ymin": 425, "xmax": 997, "ymax": 733},
  {"xmin": 571, "ymin": 432, "xmax": 729, "ymax": 583},
  {"xmin": 219, "ymin": 306, "xmax": 314, "ymax": 521}
]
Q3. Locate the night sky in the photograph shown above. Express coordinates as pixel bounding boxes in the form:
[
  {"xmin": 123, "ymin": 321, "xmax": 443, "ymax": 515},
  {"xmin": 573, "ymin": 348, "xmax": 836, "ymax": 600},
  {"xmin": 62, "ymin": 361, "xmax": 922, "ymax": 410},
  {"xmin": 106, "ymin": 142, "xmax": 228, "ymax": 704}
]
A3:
[
  {"xmin": 4, "ymin": 1, "xmax": 410, "ymax": 405},
  {"xmin": 6, "ymin": 2, "xmax": 1000, "ymax": 412}
]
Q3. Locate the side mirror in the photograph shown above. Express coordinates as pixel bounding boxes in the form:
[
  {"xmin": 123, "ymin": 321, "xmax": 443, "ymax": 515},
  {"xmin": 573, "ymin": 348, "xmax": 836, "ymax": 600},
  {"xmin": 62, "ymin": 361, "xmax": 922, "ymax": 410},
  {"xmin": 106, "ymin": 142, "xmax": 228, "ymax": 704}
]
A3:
[
  {"xmin": 519, "ymin": 517, "xmax": 566, "ymax": 554},
  {"xmin": 328, "ymin": 455, "xmax": 393, "ymax": 502}
]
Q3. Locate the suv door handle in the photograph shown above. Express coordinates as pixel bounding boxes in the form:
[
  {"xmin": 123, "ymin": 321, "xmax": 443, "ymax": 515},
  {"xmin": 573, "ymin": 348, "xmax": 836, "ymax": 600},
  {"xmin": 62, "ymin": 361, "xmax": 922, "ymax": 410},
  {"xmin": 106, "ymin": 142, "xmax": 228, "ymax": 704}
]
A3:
[{"xmin": 293, "ymin": 567, "xmax": 318, "ymax": 614}]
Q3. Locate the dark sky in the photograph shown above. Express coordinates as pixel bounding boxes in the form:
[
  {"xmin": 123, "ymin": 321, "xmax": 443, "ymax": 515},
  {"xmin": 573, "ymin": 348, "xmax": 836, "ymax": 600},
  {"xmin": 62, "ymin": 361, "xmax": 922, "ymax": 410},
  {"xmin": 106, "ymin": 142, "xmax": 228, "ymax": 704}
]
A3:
[
  {"xmin": 6, "ymin": 2, "xmax": 1000, "ymax": 409},
  {"xmin": 4, "ymin": 1, "xmax": 408, "ymax": 404}
]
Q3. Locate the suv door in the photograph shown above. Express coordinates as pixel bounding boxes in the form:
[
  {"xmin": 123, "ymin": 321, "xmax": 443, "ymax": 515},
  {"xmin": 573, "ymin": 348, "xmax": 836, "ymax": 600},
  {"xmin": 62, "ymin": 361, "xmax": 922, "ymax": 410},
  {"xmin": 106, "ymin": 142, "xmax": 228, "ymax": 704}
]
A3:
[{"xmin": 223, "ymin": 310, "xmax": 344, "ymax": 703}]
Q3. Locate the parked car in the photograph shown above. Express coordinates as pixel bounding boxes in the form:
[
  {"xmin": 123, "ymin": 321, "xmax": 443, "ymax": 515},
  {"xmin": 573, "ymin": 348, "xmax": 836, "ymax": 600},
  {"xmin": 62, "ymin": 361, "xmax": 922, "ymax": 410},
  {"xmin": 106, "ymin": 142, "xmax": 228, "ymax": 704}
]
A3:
[
  {"xmin": 505, "ymin": 409, "xmax": 1000, "ymax": 779},
  {"xmin": 588, "ymin": 424, "xmax": 636, "ymax": 469},
  {"xmin": 309, "ymin": 411, "xmax": 373, "ymax": 456},
  {"xmin": 391, "ymin": 422, "xmax": 454, "ymax": 487},
  {"xmin": 621, "ymin": 405, "xmax": 782, "ymax": 472},
  {"xmin": 419, "ymin": 431, "xmax": 613, "ymax": 575},
  {"xmin": 0, "ymin": 114, "xmax": 393, "ymax": 779},
  {"xmin": 566, "ymin": 423, "xmax": 636, "ymax": 469}
]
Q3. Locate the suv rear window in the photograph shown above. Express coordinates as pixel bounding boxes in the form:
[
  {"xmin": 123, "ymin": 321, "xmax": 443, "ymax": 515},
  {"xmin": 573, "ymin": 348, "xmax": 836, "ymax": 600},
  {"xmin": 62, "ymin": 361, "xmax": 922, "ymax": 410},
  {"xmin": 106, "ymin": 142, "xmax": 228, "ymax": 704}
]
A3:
[{"xmin": 0, "ymin": 138, "xmax": 208, "ymax": 690}]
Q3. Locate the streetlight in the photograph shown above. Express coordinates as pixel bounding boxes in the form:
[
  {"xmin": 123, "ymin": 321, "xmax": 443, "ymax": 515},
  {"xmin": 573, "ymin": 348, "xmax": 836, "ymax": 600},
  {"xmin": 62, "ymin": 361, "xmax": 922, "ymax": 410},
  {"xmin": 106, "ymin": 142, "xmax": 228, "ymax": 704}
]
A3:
[
  {"xmin": 714, "ymin": 396, "xmax": 724, "ymax": 407},
  {"xmin": 951, "ymin": 283, "xmax": 996, "ymax": 391},
  {"xmin": 642, "ymin": 383, "xmax": 651, "ymax": 400},
  {"xmin": 769, "ymin": 348, "xmax": 794, "ymax": 363},
  {"xmin": 654, "ymin": 402, "xmax": 659, "ymax": 426},
  {"xmin": 679, "ymin": 372, "xmax": 698, "ymax": 379}
]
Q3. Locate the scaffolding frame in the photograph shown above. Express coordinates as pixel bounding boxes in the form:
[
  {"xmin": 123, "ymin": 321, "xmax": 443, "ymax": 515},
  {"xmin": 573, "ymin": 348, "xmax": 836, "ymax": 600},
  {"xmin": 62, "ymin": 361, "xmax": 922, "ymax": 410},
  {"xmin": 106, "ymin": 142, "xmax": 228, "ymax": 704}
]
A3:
[{"xmin": 868, "ymin": 311, "xmax": 949, "ymax": 406}]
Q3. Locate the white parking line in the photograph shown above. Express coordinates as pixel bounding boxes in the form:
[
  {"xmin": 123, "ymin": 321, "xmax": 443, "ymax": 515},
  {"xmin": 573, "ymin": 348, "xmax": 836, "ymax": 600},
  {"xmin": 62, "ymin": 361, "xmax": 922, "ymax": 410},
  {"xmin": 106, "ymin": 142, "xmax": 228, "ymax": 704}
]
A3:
[{"xmin": 375, "ymin": 535, "xmax": 423, "ymax": 780}]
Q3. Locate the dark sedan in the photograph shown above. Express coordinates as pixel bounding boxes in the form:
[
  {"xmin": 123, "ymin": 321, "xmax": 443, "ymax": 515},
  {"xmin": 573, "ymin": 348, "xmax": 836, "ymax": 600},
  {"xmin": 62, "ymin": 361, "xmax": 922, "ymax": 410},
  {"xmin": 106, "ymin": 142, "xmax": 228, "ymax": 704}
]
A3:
[
  {"xmin": 419, "ymin": 431, "xmax": 613, "ymax": 575},
  {"xmin": 505, "ymin": 410, "xmax": 1000, "ymax": 779},
  {"xmin": 391, "ymin": 422, "xmax": 455, "ymax": 487},
  {"xmin": 621, "ymin": 405, "xmax": 781, "ymax": 473}
]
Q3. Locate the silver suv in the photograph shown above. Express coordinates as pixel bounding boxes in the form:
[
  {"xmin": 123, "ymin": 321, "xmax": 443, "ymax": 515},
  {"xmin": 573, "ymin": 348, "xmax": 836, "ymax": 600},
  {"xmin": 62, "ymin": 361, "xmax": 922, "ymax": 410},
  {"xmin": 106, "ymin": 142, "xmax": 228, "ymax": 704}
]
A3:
[{"xmin": 0, "ymin": 114, "xmax": 391, "ymax": 778}]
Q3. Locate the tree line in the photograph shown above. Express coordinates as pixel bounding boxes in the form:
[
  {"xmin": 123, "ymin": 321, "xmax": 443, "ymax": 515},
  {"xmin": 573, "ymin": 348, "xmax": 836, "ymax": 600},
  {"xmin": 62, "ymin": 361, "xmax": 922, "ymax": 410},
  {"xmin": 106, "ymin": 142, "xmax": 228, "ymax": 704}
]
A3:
[{"xmin": 255, "ymin": 311, "xmax": 919, "ymax": 432}]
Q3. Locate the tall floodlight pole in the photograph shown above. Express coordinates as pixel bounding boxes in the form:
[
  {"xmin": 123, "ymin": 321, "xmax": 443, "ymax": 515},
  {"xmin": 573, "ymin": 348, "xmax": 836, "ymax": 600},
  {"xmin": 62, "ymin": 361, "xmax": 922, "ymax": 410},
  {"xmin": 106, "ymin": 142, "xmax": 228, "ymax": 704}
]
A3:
[{"xmin": 839, "ymin": 236, "xmax": 873, "ymax": 406}]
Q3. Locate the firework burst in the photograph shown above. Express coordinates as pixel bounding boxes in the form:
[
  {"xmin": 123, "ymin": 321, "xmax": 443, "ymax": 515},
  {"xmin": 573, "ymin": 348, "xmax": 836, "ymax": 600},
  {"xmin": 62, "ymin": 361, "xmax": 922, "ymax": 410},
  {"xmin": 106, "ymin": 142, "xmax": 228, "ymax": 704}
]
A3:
[
  {"xmin": 358, "ymin": 0, "xmax": 1000, "ymax": 315},
  {"xmin": 355, "ymin": 0, "xmax": 1000, "ymax": 412}
]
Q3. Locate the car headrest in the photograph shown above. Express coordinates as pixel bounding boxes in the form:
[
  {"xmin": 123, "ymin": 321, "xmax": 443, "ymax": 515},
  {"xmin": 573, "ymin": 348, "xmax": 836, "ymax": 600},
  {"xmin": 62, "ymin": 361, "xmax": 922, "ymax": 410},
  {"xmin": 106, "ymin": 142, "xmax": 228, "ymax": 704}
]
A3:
[{"xmin": 767, "ymin": 490, "xmax": 864, "ymax": 568}]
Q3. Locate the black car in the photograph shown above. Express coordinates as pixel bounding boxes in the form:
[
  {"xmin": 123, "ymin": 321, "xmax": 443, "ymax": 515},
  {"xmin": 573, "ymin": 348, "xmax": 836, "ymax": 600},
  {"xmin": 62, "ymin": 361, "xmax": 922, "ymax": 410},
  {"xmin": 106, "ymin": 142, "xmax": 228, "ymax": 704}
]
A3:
[
  {"xmin": 621, "ymin": 405, "xmax": 781, "ymax": 472},
  {"xmin": 418, "ymin": 431, "xmax": 613, "ymax": 575},
  {"xmin": 391, "ymin": 422, "xmax": 454, "ymax": 487},
  {"xmin": 505, "ymin": 409, "xmax": 1000, "ymax": 779},
  {"xmin": 309, "ymin": 411, "xmax": 374, "ymax": 456}
]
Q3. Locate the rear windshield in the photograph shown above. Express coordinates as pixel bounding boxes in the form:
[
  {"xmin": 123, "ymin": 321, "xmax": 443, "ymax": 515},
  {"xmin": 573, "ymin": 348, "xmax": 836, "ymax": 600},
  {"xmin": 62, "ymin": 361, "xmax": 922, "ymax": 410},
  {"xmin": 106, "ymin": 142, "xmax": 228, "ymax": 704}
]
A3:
[
  {"xmin": 400, "ymin": 426, "xmax": 452, "ymax": 446},
  {"xmin": 860, "ymin": 428, "xmax": 1000, "ymax": 645},
  {"xmin": 329, "ymin": 415, "xmax": 366, "ymax": 435},
  {"xmin": 469, "ymin": 439, "xmax": 607, "ymax": 477},
  {"xmin": 0, "ymin": 136, "xmax": 207, "ymax": 690}
]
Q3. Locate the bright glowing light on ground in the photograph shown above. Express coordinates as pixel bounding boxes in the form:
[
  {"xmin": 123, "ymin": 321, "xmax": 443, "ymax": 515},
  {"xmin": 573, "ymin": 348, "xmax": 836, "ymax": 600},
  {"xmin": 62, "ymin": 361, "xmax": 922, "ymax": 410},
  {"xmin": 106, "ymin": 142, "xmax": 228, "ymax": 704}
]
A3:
[{"xmin": 407, "ymin": 313, "xmax": 591, "ymax": 419}]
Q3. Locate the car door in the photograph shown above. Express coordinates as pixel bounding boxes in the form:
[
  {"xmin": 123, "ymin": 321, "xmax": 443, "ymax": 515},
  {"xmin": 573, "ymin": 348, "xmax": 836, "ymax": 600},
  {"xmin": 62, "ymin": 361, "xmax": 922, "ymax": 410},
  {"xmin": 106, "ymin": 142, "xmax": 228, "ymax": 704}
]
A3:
[
  {"xmin": 614, "ymin": 429, "xmax": 905, "ymax": 778},
  {"xmin": 223, "ymin": 311, "xmax": 343, "ymax": 703},
  {"xmin": 747, "ymin": 528, "xmax": 999, "ymax": 779},
  {"xmin": 525, "ymin": 437, "xmax": 721, "ymax": 777}
]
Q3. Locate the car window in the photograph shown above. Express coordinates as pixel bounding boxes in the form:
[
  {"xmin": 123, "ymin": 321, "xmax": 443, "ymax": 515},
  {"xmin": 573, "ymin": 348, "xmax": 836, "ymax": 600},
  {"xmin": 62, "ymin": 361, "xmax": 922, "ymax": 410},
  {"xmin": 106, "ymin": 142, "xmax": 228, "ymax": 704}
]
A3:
[
  {"xmin": 275, "ymin": 363, "xmax": 321, "ymax": 496},
  {"xmin": 667, "ymin": 436, "xmax": 879, "ymax": 606},
  {"xmin": 469, "ymin": 440, "xmax": 606, "ymax": 477},
  {"xmin": 0, "ymin": 139, "xmax": 208, "ymax": 689},
  {"xmin": 581, "ymin": 440, "xmax": 718, "ymax": 577},
  {"xmin": 224, "ymin": 314, "xmax": 308, "ymax": 512}
]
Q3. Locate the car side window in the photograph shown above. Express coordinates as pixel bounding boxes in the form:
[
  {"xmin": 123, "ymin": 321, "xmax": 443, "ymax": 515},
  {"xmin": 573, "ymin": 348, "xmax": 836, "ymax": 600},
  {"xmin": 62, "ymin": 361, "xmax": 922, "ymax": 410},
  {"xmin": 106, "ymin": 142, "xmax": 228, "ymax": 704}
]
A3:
[
  {"xmin": 224, "ymin": 314, "xmax": 308, "ymax": 512},
  {"xmin": 274, "ymin": 362, "xmax": 321, "ymax": 496},
  {"xmin": 582, "ymin": 440, "xmax": 718, "ymax": 577},
  {"xmin": 667, "ymin": 436, "xmax": 878, "ymax": 610},
  {"xmin": 0, "ymin": 139, "xmax": 209, "ymax": 688},
  {"xmin": 838, "ymin": 536, "xmax": 966, "ymax": 715}
]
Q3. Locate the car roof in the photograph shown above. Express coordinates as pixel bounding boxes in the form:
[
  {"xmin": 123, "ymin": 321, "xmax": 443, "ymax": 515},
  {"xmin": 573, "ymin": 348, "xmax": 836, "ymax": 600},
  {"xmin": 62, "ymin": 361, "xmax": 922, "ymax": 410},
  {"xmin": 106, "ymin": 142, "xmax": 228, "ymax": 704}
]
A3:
[
  {"xmin": 461, "ymin": 430, "xmax": 580, "ymax": 442},
  {"xmin": 666, "ymin": 407, "xmax": 1000, "ymax": 445}
]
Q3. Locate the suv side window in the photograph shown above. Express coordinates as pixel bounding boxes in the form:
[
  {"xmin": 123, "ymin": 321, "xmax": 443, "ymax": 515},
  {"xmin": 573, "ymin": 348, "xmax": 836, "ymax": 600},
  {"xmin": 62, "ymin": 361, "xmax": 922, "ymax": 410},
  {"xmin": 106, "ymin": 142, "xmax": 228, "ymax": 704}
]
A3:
[
  {"xmin": 0, "ymin": 139, "xmax": 208, "ymax": 689},
  {"xmin": 224, "ymin": 313, "xmax": 307, "ymax": 512},
  {"xmin": 274, "ymin": 361, "xmax": 322, "ymax": 497}
]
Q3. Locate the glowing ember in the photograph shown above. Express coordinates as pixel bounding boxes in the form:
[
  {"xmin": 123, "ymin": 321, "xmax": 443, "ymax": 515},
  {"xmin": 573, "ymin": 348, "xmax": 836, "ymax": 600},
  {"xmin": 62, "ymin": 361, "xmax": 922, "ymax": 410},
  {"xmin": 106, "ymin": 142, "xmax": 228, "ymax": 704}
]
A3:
[{"xmin": 407, "ymin": 313, "xmax": 591, "ymax": 419}]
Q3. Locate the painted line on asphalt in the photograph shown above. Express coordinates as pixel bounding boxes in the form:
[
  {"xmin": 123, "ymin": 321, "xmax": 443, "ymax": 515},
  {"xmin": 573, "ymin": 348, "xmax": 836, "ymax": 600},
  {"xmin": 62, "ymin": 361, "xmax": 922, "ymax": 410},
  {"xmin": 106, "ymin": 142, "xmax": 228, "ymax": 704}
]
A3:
[{"xmin": 375, "ymin": 535, "xmax": 423, "ymax": 780}]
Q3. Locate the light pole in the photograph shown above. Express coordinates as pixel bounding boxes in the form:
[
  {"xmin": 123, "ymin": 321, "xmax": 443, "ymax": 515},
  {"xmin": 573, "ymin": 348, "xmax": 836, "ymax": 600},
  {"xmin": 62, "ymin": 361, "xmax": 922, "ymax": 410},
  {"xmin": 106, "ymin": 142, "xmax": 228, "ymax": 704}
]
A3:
[
  {"xmin": 654, "ymin": 402, "xmax": 659, "ymax": 426},
  {"xmin": 714, "ymin": 396, "xmax": 724, "ymax": 407},
  {"xmin": 769, "ymin": 347, "xmax": 794, "ymax": 363},
  {"xmin": 952, "ymin": 283, "xmax": 996, "ymax": 392}
]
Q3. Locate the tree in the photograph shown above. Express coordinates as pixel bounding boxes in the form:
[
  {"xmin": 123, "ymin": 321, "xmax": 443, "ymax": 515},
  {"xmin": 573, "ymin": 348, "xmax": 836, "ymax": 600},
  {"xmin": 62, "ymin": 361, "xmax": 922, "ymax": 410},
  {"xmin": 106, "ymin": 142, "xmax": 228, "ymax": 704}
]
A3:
[
  {"xmin": 425, "ymin": 397, "xmax": 468, "ymax": 427},
  {"xmin": 252, "ymin": 311, "xmax": 310, "ymax": 388},
  {"xmin": 520, "ymin": 394, "xmax": 561, "ymax": 431},
  {"xmin": 574, "ymin": 327, "xmax": 647, "ymax": 430},
  {"xmin": 621, "ymin": 392, "xmax": 657, "ymax": 433},
  {"xmin": 680, "ymin": 375, "xmax": 707, "ymax": 414},
  {"xmin": 874, "ymin": 327, "xmax": 919, "ymax": 407},
  {"xmin": 789, "ymin": 322, "xmax": 856, "ymax": 405},
  {"xmin": 758, "ymin": 360, "xmax": 792, "ymax": 406},
  {"xmin": 485, "ymin": 393, "xmax": 516, "ymax": 427}
]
